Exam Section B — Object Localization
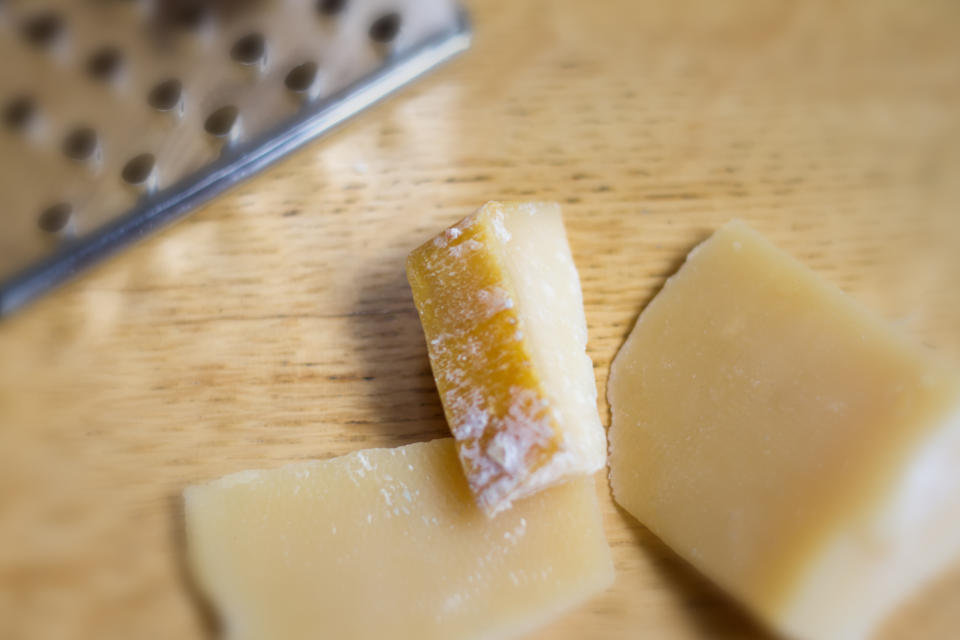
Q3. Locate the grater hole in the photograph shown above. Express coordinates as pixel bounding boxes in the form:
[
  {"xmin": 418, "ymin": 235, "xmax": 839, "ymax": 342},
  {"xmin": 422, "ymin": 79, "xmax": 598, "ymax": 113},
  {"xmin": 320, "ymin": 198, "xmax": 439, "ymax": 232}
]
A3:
[
  {"xmin": 3, "ymin": 96, "xmax": 38, "ymax": 131},
  {"xmin": 86, "ymin": 46, "xmax": 124, "ymax": 82},
  {"xmin": 317, "ymin": 0, "xmax": 347, "ymax": 16},
  {"xmin": 204, "ymin": 105, "xmax": 239, "ymax": 138},
  {"xmin": 38, "ymin": 203, "xmax": 73, "ymax": 234},
  {"xmin": 22, "ymin": 11, "xmax": 65, "ymax": 48},
  {"xmin": 174, "ymin": 1, "xmax": 209, "ymax": 30},
  {"xmin": 285, "ymin": 62, "xmax": 318, "ymax": 93},
  {"xmin": 122, "ymin": 153, "xmax": 157, "ymax": 185},
  {"xmin": 230, "ymin": 32, "xmax": 266, "ymax": 66},
  {"xmin": 369, "ymin": 12, "xmax": 401, "ymax": 43},
  {"xmin": 62, "ymin": 127, "xmax": 99, "ymax": 161},
  {"xmin": 148, "ymin": 79, "xmax": 183, "ymax": 111}
]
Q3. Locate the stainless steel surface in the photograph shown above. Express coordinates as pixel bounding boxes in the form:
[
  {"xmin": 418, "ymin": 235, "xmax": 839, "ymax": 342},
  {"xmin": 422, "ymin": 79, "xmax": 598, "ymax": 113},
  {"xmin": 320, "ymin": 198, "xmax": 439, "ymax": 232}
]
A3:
[{"xmin": 0, "ymin": 0, "xmax": 469, "ymax": 315}]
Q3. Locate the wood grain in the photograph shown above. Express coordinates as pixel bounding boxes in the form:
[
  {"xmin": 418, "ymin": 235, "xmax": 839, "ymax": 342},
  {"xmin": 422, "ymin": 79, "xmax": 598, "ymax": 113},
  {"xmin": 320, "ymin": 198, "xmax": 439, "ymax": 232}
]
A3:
[{"xmin": 2, "ymin": 0, "xmax": 959, "ymax": 638}]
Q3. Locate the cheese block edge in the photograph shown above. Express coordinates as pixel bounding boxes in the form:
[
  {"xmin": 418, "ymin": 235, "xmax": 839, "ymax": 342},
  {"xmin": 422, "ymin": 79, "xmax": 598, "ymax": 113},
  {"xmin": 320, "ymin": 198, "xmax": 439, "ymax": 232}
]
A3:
[
  {"xmin": 607, "ymin": 219, "xmax": 960, "ymax": 640},
  {"xmin": 184, "ymin": 438, "xmax": 614, "ymax": 640}
]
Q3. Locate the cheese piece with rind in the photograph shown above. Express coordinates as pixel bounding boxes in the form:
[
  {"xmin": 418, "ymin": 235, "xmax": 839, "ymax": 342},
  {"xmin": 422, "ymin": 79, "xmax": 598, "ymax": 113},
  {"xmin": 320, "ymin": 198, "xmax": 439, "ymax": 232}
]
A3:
[{"xmin": 407, "ymin": 202, "xmax": 605, "ymax": 514}]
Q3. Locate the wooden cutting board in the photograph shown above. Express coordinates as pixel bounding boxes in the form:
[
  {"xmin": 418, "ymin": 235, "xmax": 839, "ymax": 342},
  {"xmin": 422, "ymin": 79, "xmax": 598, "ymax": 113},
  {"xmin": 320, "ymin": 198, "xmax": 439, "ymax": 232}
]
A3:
[{"xmin": 2, "ymin": 0, "xmax": 958, "ymax": 638}]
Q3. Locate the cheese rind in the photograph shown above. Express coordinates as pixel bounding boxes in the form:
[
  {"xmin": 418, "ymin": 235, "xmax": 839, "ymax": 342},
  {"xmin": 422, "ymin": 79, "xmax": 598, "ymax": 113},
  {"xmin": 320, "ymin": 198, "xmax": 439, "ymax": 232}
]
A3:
[
  {"xmin": 608, "ymin": 220, "xmax": 960, "ymax": 640},
  {"xmin": 407, "ymin": 202, "xmax": 605, "ymax": 514},
  {"xmin": 185, "ymin": 438, "xmax": 614, "ymax": 640}
]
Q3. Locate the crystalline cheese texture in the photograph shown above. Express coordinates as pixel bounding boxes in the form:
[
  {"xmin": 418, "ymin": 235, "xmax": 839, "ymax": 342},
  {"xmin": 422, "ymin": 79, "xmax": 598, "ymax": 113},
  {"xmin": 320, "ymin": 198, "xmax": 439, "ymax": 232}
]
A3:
[
  {"xmin": 608, "ymin": 220, "xmax": 960, "ymax": 640},
  {"xmin": 406, "ymin": 202, "xmax": 606, "ymax": 514},
  {"xmin": 184, "ymin": 439, "xmax": 613, "ymax": 640}
]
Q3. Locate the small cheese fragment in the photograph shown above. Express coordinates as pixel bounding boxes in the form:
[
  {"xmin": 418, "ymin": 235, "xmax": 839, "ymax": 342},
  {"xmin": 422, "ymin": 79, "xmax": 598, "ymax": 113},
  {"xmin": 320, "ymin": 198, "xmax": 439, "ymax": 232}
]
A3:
[
  {"xmin": 608, "ymin": 220, "xmax": 960, "ymax": 640},
  {"xmin": 185, "ymin": 439, "xmax": 613, "ymax": 640},
  {"xmin": 407, "ymin": 202, "xmax": 605, "ymax": 514}
]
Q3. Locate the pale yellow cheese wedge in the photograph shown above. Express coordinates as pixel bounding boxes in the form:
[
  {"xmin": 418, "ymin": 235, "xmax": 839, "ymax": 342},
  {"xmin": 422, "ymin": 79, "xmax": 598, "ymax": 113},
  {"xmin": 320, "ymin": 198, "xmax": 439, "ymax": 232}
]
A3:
[
  {"xmin": 608, "ymin": 220, "xmax": 960, "ymax": 640},
  {"xmin": 407, "ymin": 202, "xmax": 605, "ymax": 514},
  {"xmin": 185, "ymin": 438, "xmax": 613, "ymax": 640}
]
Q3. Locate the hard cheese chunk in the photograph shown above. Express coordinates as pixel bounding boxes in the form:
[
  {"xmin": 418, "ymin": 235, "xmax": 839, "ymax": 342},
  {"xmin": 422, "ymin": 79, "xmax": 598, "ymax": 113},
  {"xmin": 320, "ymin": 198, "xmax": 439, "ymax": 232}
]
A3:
[
  {"xmin": 608, "ymin": 220, "xmax": 960, "ymax": 640},
  {"xmin": 407, "ymin": 202, "xmax": 605, "ymax": 514},
  {"xmin": 185, "ymin": 439, "xmax": 613, "ymax": 640}
]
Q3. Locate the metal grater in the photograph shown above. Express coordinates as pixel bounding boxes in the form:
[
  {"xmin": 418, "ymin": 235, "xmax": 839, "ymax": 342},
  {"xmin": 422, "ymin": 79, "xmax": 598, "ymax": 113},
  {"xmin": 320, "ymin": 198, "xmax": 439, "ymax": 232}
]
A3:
[{"xmin": 0, "ymin": 0, "xmax": 469, "ymax": 315}]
